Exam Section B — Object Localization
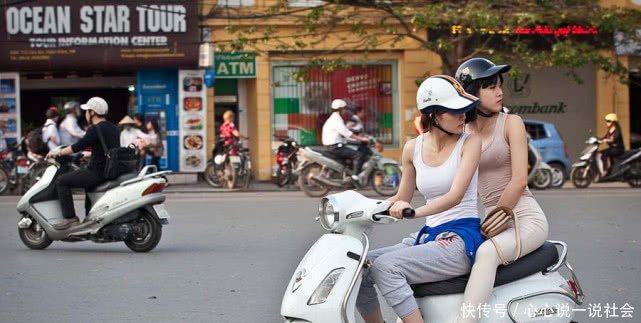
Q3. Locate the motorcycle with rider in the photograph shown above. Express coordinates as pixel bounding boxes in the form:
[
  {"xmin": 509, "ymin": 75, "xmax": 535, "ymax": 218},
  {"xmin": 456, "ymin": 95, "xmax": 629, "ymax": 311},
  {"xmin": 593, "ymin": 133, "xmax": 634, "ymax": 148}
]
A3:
[{"xmin": 295, "ymin": 99, "xmax": 402, "ymax": 197}]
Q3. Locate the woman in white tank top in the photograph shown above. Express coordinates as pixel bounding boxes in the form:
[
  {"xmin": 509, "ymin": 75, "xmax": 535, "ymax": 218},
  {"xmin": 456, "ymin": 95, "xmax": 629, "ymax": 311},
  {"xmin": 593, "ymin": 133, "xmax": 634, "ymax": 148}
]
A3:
[{"xmin": 356, "ymin": 76, "xmax": 483, "ymax": 323}]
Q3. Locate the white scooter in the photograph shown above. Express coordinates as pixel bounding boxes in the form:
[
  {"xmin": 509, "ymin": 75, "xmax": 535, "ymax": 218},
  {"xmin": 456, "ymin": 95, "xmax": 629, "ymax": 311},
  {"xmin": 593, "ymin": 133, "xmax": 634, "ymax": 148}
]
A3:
[
  {"xmin": 17, "ymin": 153, "xmax": 171, "ymax": 252},
  {"xmin": 281, "ymin": 191, "xmax": 584, "ymax": 323}
]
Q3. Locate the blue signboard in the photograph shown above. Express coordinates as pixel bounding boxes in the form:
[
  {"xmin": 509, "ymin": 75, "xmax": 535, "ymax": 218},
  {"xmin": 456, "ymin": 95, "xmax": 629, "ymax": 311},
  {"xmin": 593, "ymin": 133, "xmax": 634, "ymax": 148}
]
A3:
[{"xmin": 137, "ymin": 70, "xmax": 179, "ymax": 172}]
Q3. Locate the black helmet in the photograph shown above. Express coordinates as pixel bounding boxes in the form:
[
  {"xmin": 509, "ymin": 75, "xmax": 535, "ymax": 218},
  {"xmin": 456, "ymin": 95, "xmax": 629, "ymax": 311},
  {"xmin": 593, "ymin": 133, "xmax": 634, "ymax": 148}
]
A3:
[{"xmin": 455, "ymin": 58, "xmax": 511, "ymax": 90}]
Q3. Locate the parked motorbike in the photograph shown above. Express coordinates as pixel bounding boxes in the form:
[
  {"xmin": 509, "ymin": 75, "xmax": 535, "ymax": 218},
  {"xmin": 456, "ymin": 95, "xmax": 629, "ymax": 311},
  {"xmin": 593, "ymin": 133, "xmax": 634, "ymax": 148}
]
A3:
[
  {"xmin": 295, "ymin": 138, "xmax": 401, "ymax": 197},
  {"xmin": 528, "ymin": 142, "xmax": 554, "ymax": 190},
  {"xmin": 17, "ymin": 150, "xmax": 171, "ymax": 252},
  {"xmin": 1, "ymin": 140, "xmax": 37, "ymax": 195},
  {"xmin": 203, "ymin": 137, "xmax": 252, "ymax": 190},
  {"xmin": 272, "ymin": 135, "xmax": 299, "ymax": 187},
  {"xmin": 570, "ymin": 136, "xmax": 641, "ymax": 188},
  {"xmin": 281, "ymin": 190, "xmax": 584, "ymax": 323}
]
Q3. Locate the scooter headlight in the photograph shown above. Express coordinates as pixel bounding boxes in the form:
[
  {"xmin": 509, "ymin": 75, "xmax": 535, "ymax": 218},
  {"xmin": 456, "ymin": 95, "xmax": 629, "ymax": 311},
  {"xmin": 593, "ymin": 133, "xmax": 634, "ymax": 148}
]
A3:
[
  {"xmin": 318, "ymin": 198, "xmax": 339, "ymax": 231},
  {"xmin": 307, "ymin": 268, "xmax": 345, "ymax": 305}
]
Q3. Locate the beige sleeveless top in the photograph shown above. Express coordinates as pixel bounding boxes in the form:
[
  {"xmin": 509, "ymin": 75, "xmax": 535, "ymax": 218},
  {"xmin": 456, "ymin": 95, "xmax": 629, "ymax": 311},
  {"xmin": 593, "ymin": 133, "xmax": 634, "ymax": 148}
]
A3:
[{"xmin": 478, "ymin": 112, "xmax": 532, "ymax": 208}]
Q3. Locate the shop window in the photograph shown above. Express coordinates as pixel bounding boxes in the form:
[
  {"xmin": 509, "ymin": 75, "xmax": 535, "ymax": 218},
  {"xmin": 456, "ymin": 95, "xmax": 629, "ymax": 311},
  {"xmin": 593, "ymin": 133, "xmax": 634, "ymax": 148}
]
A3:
[
  {"xmin": 288, "ymin": 0, "xmax": 325, "ymax": 7},
  {"xmin": 218, "ymin": 0, "xmax": 254, "ymax": 7},
  {"xmin": 272, "ymin": 63, "xmax": 399, "ymax": 149}
]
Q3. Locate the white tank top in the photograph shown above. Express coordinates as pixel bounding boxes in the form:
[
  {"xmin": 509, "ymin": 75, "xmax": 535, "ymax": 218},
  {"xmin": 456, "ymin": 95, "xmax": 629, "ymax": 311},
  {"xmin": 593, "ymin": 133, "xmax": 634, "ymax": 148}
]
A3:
[{"xmin": 413, "ymin": 132, "xmax": 479, "ymax": 227}]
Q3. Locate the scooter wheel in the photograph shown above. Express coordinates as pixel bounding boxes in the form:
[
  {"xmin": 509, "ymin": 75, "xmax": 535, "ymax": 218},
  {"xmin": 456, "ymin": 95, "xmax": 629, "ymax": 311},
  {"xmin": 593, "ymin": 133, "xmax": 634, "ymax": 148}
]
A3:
[
  {"xmin": 124, "ymin": 210, "xmax": 162, "ymax": 252},
  {"xmin": 18, "ymin": 218, "xmax": 52, "ymax": 250}
]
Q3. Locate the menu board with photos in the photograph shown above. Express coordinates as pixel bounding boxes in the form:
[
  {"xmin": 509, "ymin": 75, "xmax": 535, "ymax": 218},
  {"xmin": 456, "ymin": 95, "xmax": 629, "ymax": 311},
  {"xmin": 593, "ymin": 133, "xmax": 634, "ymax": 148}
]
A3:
[
  {"xmin": 178, "ymin": 70, "xmax": 207, "ymax": 172},
  {"xmin": 0, "ymin": 73, "xmax": 21, "ymax": 144}
]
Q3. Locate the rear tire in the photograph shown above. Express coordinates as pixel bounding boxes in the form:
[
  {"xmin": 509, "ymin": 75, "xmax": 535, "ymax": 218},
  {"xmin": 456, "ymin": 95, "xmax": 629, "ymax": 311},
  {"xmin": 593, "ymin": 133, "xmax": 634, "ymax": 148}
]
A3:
[
  {"xmin": 627, "ymin": 161, "xmax": 641, "ymax": 188},
  {"xmin": 18, "ymin": 217, "xmax": 52, "ymax": 250},
  {"xmin": 124, "ymin": 211, "xmax": 162, "ymax": 252},
  {"xmin": 371, "ymin": 164, "xmax": 402, "ymax": 197},
  {"xmin": 571, "ymin": 166, "xmax": 594, "ymax": 189},
  {"xmin": 298, "ymin": 163, "xmax": 330, "ymax": 198},
  {"xmin": 549, "ymin": 162, "xmax": 567, "ymax": 188}
]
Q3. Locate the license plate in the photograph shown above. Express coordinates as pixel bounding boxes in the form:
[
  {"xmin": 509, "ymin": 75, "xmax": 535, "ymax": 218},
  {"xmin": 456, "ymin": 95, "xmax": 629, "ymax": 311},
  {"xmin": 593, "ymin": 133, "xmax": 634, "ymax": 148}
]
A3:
[
  {"xmin": 17, "ymin": 166, "xmax": 28, "ymax": 175},
  {"xmin": 229, "ymin": 156, "xmax": 241, "ymax": 164},
  {"xmin": 153, "ymin": 204, "xmax": 170, "ymax": 224}
]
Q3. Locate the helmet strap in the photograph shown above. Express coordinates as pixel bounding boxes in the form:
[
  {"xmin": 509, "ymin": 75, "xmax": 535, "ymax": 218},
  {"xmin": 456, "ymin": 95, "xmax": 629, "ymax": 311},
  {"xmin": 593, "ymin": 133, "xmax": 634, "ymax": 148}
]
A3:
[
  {"xmin": 476, "ymin": 109, "xmax": 496, "ymax": 118},
  {"xmin": 431, "ymin": 115, "xmax": 455, "ymax": 136}
]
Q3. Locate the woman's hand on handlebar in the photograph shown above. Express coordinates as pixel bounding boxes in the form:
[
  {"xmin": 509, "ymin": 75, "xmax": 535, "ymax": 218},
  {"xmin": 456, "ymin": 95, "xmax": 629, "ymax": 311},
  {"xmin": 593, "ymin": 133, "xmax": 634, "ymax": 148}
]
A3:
[{"xmin": 389, "ymin": 200, "xmax": 412, "ymax": 219}]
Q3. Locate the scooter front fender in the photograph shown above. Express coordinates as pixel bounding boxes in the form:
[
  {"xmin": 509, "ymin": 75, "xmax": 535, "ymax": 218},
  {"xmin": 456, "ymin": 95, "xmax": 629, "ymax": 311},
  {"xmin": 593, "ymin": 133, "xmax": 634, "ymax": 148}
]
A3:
[{"xmin": 281, "ymin": 233, "xmax": 368, "ymax": 323}]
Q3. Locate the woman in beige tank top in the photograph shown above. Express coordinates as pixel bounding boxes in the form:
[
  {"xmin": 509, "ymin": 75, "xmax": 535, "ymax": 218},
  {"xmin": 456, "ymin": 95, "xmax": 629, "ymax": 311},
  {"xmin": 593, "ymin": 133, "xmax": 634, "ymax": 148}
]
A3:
[{"xmin": 453, "ymin": 58, "xmax": 549, "ymax": 323}]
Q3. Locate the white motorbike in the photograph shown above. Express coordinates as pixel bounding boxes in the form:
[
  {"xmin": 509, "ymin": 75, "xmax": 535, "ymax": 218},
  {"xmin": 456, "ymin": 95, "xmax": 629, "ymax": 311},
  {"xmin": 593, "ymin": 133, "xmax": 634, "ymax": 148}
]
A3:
[
  {"xmin": 17, "ymin": 153, "xmax": 171, "ymax": 252},
  {"xmin": 281, "ymin": 191, "xmax": 584, "ymax": 323},
  {"xmin": 528, "ymin": 142, "xmax": 554, "ymax": 190}
]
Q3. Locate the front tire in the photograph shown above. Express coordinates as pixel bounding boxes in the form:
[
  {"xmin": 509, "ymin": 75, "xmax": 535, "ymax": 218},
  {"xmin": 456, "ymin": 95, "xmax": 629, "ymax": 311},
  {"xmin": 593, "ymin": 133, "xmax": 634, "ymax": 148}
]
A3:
[
  {"xmin": 124, "ymin": 211, "xmax": 162, "ymax": 252},
  {"xmin": 571, "ymin": 166, "xmax": 594, "ymax": 189},
  {"xmin": 371, "ymin": 164, "xmax": 402, "ymax": 197},
  {"xmin": 0, "ymin": 167, "xmax": 9, "ymax": 195},
  {"xmin": 549, "ymin": 162, "xmax": 567, "ymax": 188},
  {"xmin": 298, "ymin": 163, "xmax": 330, "ymax": 197},
  {"xmin": 203, "ymin": 161, "xmax": 223, "ymax": 188},
  {"xmin": 531, "ymin": 168, "xmax": 552, "ymax": 190},
  {"xmin": 223, "ymin": 161, "xmax": 237, "ymax": 190},
  {"xmin": 18, "ymin": 217, "xmax": 52, "ymax": 250}
]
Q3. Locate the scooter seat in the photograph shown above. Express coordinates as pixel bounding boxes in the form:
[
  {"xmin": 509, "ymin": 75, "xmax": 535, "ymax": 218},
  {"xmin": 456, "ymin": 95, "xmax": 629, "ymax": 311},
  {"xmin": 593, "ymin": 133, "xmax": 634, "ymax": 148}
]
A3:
[
  {"xmin": 410, "ymin": 241, "xmax": 559, "ymax": 297},
  {"xmin": 88, "ymin": 173, "xmax": 138, "ymax": 193}
]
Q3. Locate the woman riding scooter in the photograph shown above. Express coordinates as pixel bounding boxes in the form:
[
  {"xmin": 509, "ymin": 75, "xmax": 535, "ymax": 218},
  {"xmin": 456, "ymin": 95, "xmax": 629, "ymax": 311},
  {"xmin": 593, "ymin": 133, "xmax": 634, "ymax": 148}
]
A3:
[
  {"xmin": 45, "ymin": 97, "xmax": 120, "ymax": 230},
  {"xmin": 599, "ymin": 113, "xmax": 625, "ymax": 177},
  {"xmin": 356, "ymin": 75, "xmax": 483, "ymax": 323},
  {"xmin": 454, "ymin": 58, "xmax": 549, "ymax": 323}
]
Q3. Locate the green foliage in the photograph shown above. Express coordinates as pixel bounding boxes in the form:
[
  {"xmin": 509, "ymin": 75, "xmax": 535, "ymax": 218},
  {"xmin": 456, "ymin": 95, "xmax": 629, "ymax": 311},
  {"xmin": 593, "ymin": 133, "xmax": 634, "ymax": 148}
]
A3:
[{"xmin": 209, "ymin": 0, "xmax": 641, "ymax": 82}]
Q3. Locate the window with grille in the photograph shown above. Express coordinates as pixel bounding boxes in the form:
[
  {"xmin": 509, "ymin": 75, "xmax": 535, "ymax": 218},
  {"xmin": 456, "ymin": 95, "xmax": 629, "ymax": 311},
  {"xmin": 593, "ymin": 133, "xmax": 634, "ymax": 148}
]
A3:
[{"xmin": 272, "ymin": 63, "xmax": 398, "ymax": 149}]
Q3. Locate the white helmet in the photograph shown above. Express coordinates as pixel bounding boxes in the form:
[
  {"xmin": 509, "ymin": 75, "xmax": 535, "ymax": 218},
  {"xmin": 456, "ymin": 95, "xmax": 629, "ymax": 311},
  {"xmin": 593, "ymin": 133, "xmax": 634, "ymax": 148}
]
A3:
[
  {"xmin": 81, "ymin": 97, "xmax": 109, "ymax": 115},
  {"xmin": 416, "ymin": 75, "xmax": 479, "ymax": 113},
  {"xmin": 331, "ymin": 99, "xmax": 347, "ymax": 110}
]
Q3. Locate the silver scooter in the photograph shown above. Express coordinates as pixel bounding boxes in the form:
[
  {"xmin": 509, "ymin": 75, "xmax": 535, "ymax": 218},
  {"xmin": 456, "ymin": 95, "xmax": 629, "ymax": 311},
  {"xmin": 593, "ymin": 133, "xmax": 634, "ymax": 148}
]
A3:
[{"xmin": 17, "ymin": 153, "xmax": 171, "ymax": 252}]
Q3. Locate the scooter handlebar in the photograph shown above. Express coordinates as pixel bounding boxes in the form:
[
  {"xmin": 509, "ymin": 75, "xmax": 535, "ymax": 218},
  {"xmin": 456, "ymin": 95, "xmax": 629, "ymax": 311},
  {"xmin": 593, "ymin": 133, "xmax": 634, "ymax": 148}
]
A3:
[{"xmin": 373, "ymin": 208, "xmax": 415, "ymax": 220}]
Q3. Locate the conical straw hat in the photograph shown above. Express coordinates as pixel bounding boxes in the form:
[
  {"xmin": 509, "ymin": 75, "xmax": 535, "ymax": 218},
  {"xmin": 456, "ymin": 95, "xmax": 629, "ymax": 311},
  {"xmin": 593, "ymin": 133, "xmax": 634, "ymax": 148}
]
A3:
[{"xmin": 118, "ymin": 115, "xmax": 136, "ymax": 125}]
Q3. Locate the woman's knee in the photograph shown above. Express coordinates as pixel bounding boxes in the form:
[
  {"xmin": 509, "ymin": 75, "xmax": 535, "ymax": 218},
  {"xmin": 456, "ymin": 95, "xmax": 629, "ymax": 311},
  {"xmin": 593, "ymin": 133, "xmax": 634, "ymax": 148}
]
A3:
[
  {"xmin": 370, "ymin": 253, "xmax": 400, "ymax": 279},
  {"xmin": 474, "ymin": 242, "xmax": 501, "ymax": 266}
]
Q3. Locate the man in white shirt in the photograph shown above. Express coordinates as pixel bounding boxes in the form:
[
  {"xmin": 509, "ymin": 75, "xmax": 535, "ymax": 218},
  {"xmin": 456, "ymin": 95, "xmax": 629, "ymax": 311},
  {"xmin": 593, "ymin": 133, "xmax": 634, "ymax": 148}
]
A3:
[
  {"xmin": 322, "ymin": 99, "xmax": 369, "ymax": 182},
  {"xmin": 59, "ymin": 101, "xmax": 86, "ymax": 146},
  {"xmin": 42, "ymin": 107, "xmax": 60, "ymax": 152}
]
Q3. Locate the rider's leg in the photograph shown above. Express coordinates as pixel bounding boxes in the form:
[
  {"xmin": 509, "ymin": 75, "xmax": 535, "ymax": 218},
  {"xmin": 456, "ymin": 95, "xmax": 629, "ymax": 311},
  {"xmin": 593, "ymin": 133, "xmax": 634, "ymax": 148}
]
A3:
[
  {"xmin": 365, "ymin": 233, "xmax": 470, "ymax": 323},
  {"xmin": 55, "ymin": 168, "xmax": 104, "ymax": 228},
  {"xmin": 456, "ymin": 196, "xmax": 548, "ymax": 323}
]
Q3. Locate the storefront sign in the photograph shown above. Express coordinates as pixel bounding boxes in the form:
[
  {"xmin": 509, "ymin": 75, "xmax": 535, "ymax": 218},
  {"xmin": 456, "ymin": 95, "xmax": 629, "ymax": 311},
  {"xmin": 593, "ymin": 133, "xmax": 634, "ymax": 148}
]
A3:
[
  {"xmin": 0, "ymin": 73, "xmax": 21, "ymax": 142},
  {"xmin": 215, "ymin": 52, "xmax": 256, "ymax": 78},
  {"xmin": 451, "ymin": 24, "xmax": 599, "ymax": 37},
  {"xmin": 178, "ymin": 69, "xmax": 207, "ymax": 172},
  {"xmin": 0, "ymin": 2, "xmax": 199, "ymax": 71},
  {"xmin": 507, "ymin": 102, "xmax": 568, "ymax": 114}
]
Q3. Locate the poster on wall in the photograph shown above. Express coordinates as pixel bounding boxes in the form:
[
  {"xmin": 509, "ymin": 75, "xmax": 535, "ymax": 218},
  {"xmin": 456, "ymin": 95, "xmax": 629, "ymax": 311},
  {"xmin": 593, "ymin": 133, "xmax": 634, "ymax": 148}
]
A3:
[
  {"xmin": 0, "ymin": 73, "xmax": 21, "ymax": 143},
  {"xmin": 178, "ymin": 70, "xmax": 206, "ymax": 172}
]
